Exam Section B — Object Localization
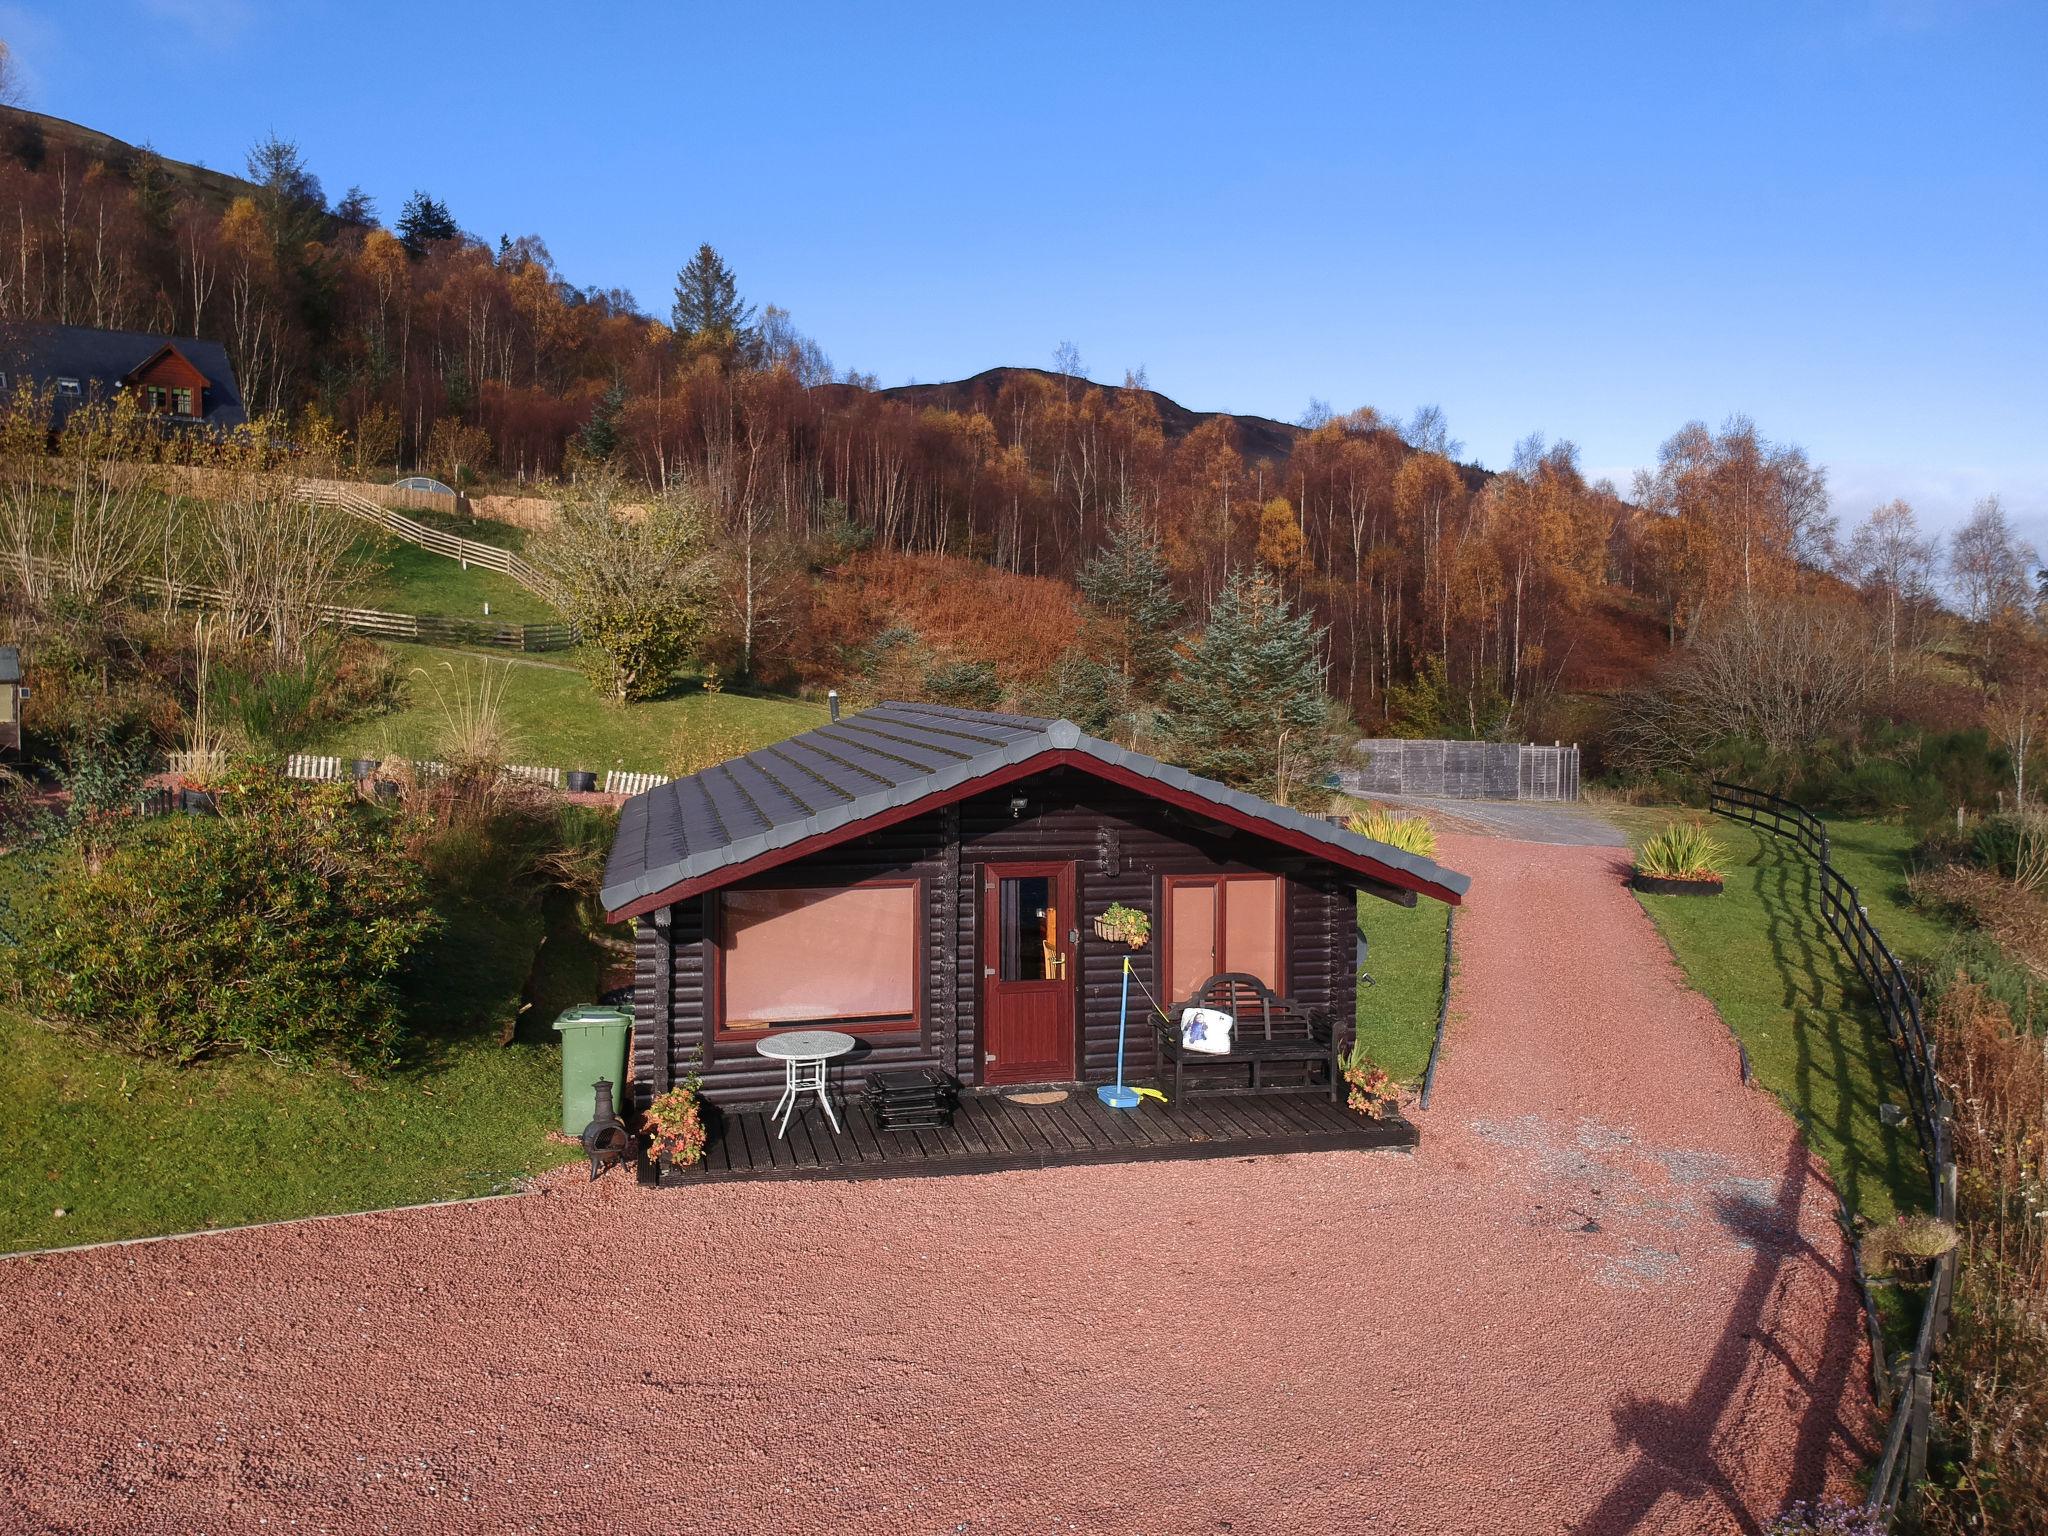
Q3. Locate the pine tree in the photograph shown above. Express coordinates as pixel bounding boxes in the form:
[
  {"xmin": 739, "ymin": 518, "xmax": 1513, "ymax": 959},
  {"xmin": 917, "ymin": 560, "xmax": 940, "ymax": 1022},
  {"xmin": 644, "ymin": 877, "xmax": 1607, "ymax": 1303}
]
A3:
[
  {"xmin": 578, "ymin": 378, "xmax": 626, "ymax": 462},
  {"xmin": 1077, "ymin": 498, "xmax": 1181, "ymax": 695},
  {"xmin": 1161, "ymin": 570, "xmax": 1345, "ymax": 806},
  {"xmin": 671, "ymin": 243, "xmax": 756, "ymax": 347},
  {"xmin": 395, "ymin": 191, "xmax": 458, "ymax": 260}
]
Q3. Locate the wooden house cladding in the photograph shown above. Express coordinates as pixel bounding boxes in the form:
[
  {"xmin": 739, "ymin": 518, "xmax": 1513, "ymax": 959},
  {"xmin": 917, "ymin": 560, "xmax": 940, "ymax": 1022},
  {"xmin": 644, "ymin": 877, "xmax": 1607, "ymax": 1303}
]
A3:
[{"xmin": 629, "ymin": 767, "xmax": 1375, "ymax": 1110}]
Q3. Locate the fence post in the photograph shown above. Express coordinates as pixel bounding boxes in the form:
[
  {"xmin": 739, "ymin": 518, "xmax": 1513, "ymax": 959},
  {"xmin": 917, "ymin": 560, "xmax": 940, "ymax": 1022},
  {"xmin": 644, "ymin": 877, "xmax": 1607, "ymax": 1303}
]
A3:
[{"xmin": 1905, "ymin": 1368, "xmax": 1933, "ymax": 1495}]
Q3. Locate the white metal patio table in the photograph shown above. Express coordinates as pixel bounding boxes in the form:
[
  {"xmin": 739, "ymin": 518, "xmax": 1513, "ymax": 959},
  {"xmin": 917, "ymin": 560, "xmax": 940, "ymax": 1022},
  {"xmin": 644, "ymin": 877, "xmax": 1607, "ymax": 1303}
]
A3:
[{"xmin": 755, "ymin": 1029, "xmax": 857, "ymax": 1138}]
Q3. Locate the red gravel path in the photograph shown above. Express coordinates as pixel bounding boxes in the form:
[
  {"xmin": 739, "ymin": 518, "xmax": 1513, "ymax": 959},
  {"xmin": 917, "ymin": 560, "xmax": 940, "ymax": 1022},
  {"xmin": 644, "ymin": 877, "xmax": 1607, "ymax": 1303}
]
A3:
[{"xmin": 1, "ymin": 832, "xmax": 1871, "ymax": 1535}]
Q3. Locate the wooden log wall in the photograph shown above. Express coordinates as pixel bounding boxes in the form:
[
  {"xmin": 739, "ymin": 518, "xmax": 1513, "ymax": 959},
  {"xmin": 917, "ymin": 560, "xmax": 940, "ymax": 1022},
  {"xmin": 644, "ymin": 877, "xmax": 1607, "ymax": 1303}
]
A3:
[{"xmin": 631, "ymin": 766, "xmax": 1365, "ymax": 1106}]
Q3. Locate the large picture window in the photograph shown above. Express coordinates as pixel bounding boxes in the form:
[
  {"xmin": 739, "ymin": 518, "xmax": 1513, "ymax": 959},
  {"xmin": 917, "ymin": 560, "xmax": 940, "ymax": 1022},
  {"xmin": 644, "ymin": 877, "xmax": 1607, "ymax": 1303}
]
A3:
[
  {"xmin": 1164, "ymin": 875, "xmax": 1282, "ymax": 1000},
  {"xmin": 719, "ymin": 881, "xmax": 919, "ymax": 1033}
]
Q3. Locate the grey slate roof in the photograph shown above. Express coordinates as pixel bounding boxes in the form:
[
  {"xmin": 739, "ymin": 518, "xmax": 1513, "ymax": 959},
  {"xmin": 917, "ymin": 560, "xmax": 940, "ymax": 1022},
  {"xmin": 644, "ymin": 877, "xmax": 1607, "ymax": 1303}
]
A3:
[
  {"xmin": 601, "ymin": 700, "xmax": 1470, "ymax": 916},
  {"xmin": 0, "ymin": 321, "xmax": 248, "ymax": 428},
  {"xmin": 0, "ymin": 646, "xmax": 17, "ymax": 684}
]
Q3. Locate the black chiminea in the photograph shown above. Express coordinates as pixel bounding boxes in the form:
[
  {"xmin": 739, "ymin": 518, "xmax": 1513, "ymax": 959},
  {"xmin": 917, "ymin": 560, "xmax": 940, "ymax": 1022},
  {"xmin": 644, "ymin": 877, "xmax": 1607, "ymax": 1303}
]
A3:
[{"xmin": 580, "ymin": 1078, "xmax": 630, "ymax": 1180}]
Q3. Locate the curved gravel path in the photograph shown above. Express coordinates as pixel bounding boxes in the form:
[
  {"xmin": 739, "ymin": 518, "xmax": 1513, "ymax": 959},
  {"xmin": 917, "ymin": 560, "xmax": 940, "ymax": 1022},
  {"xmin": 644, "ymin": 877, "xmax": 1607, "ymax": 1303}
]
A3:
[{"xmin": 1, "ymin": 832, "xmax": 1871, "ymax": 1535}]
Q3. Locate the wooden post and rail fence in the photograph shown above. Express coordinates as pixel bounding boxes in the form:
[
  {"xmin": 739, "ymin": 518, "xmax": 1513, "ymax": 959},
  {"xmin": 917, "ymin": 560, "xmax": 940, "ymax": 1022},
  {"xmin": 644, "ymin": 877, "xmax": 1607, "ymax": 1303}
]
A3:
[
  {"xmin": 294, "ymin": 479, "xmax": 574, "ymax": 615},
  {"xmin": 8, "ymin": 479, "xmax": 581, "ymax": 652},
  {"xmin": 1707, "ymin": 780, "xmax": 1956, "ymax": 1525}
]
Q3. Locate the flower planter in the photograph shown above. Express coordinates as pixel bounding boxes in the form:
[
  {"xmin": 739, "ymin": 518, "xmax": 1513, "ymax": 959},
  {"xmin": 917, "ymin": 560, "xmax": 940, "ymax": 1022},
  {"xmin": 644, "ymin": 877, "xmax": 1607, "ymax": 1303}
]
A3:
[
  {"xmin": 1091, "ymin": 914, "xmax": 1149, "ymax": 947},
  {"xmin": 178, "ymin": 788, "xmax": 219, "ymax": 816},
  {"xmin": 350, "ymin": 758, "xmax": 379, "ymax": 781},
  {"xmin": 1632, "ymin": 872, "xmax": 1723, "ymax": 897},
  {"xmin": 566, "ymin": 770, "xmax": 598, "ymax": 793}
]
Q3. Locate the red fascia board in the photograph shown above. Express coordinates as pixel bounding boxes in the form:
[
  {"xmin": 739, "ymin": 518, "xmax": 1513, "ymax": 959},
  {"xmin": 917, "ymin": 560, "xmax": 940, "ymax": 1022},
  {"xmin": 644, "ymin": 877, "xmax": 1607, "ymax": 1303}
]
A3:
[{"xmin": 606, "ymin": 748, "xmax": 1462, "ymax": 923}]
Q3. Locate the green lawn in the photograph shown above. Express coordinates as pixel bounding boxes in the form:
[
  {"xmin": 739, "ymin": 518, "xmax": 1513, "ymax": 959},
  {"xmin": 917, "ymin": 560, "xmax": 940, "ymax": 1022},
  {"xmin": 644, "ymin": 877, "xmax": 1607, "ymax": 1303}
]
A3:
[
  {"xmin": 1615, "ymin": 808, "xmax": 1940, "ymax": 1221},
  {"xmin": 310, "ymin": 643, "xmax": 829, "ymax": 774},
  {"xmin": 0, "ymin": 875, "xmax": 599, "ymax": 1255},
  {"xmin": 1354, "ymin": 893, "xmax": 1452, "ymax": 1084},
  {"xmin": 350, "ymin": 532, "xmax": 560, "ymax": 626}
]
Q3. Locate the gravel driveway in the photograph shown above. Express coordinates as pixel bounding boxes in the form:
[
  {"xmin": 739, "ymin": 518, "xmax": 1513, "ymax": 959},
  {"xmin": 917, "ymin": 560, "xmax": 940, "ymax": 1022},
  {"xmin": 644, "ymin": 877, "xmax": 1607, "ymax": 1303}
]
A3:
[{"xmin": 0, "ymin": 832, "xmax": 1871, "ymax": 1535}]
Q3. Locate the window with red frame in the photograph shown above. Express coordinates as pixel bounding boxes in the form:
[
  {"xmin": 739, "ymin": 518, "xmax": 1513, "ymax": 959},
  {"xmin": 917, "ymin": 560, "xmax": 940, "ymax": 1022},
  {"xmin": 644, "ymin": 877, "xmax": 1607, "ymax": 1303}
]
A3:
[
  {"xmin": 1163, "ymin": 875, "xmax": 1282, "ymax": 1000},
  {"xmin": 718, "ymin": 882, "xmax": 919, "ymax": 1033}
]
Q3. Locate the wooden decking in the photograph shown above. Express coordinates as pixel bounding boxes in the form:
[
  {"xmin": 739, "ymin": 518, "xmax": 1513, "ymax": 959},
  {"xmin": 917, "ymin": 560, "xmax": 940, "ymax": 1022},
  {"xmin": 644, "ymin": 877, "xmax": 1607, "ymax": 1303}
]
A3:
[{"xmin": 659, "ymin": 1089, "xmax": 1417, "ymax": 1185}]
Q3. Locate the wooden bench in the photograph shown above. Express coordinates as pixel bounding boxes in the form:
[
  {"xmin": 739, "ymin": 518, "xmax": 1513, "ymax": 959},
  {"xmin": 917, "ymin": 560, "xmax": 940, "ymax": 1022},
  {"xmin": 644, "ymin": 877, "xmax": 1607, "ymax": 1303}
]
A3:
[{"xmin": 1153, "ymin": 972, "xmax": 1340, "ymax": 1101}]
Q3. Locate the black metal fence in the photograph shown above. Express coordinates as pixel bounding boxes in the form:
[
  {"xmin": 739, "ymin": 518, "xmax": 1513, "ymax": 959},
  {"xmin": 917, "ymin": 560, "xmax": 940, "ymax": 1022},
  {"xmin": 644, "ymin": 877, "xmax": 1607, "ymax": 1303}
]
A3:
[{"xmin": 1708, "ymin": 780, "xmax": 1956, "ymax": 1523}]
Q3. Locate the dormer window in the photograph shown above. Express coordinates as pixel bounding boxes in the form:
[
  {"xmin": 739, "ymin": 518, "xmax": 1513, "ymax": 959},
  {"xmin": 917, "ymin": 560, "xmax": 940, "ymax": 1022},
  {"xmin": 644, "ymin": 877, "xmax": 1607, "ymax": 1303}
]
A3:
[
  {"xmin": 146, "ymin": 385, "xmax": 167, "ymax": 411},
  {"xmin": 171, "ymin": 387, "xmax": 194, "ymax": 417}
]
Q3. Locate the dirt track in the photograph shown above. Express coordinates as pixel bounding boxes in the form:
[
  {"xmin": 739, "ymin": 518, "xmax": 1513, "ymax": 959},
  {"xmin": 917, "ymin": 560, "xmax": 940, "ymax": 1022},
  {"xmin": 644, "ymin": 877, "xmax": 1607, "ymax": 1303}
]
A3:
[{"xmin": 0, "ymin": 832, "xmax": 1871, "ymax": 1535}]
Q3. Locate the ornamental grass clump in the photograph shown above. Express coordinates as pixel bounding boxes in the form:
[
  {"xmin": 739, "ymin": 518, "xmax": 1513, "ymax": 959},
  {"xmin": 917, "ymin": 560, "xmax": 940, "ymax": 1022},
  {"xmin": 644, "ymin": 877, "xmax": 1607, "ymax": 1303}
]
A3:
[
  {"xmin": 1636, "ymin": 820, "xmax": 1727, "ymax": 882},
  {"xmin": 1343, "ymin": 803, "xmax": 1437, "ymax": 857},
  {"xmin": 1860, "ymin": 1213, "xmax": 1961, "ymax": 1277}
]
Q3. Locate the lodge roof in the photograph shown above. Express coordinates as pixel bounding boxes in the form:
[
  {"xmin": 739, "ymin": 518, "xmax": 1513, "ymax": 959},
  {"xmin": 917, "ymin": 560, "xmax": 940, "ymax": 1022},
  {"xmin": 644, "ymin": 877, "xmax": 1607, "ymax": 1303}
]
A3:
[
  {"xmin": 0, "ymin": 321, "xmax": 248, "ymax": 428},
  {"xmin": 601, "ymin": 700, "xmax": 1470, "ymax": 920}
]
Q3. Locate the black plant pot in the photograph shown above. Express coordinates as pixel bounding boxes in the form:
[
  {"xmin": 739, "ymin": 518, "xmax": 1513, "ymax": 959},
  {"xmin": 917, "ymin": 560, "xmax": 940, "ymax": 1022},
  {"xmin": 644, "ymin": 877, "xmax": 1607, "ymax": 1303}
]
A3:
[
  {"xmin": 350, "ymin": 758, "xmax": 379, "ymax": 781},
  {"xmin": 178, "ymin": 788, "xmax": 218, "ymax": 816},
  {"xmin": 566, "ymin": 770, "xmax": 598, "ymax": 793},
  {"xmin": 1633, "ymin": 872, "xmax": 1723, "ymax": 897}
]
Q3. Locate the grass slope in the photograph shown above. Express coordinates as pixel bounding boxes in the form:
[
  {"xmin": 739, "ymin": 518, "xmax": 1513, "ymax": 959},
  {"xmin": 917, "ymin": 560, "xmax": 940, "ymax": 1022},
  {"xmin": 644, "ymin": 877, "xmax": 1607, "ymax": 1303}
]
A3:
[
  {"xmin": 1617, "ymin": 809, "xmax": 1941, "ymax": 1221},
  {"xmin": 351, "ymin": 533, "xmax": 559, "ymax": 626},
  {"xmin": 1354, "ymin": 894, "xmax": 1451, "ymax": 1084},
  {"xmin": 311, "ymin": 643, "xmax": 828, "ymax": 773},
  {"xmin": 0, "ymin": 878, "xmax": 600, "ymax": 1255}
]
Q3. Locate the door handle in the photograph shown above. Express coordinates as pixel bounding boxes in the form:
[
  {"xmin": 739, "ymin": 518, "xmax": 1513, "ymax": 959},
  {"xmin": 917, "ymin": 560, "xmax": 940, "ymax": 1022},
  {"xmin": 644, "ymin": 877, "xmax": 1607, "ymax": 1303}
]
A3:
[{"xmin": 984, "ymin": 965, "xmax": 996, "ymax": 978}]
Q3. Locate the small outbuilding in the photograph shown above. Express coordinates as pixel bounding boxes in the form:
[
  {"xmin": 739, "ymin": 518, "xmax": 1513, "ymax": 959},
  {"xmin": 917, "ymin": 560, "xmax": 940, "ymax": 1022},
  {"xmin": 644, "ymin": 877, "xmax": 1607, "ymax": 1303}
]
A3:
[
  {"xmin": 601, "ymin": 702, "xmax": 1468, "ymax": 1111},
  {"xmin": 0, "ymin": 646, "xmax": 20, "ymax": 755}
]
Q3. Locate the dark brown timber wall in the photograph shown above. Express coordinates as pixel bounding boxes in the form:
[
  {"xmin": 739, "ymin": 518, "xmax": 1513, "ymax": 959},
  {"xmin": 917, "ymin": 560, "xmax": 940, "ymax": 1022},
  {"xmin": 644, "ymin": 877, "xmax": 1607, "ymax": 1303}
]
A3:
[{"xmin": 629, "ymin": 767, "xmax": 1368, "ymax": 1110}]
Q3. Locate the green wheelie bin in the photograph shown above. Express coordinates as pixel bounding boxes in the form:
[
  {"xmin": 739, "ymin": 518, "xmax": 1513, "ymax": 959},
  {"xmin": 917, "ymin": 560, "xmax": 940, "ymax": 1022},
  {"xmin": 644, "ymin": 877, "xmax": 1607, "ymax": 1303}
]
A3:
[{"xmin": 552, "ymin": 1005, "xmax": 632, "ymax": 1136}]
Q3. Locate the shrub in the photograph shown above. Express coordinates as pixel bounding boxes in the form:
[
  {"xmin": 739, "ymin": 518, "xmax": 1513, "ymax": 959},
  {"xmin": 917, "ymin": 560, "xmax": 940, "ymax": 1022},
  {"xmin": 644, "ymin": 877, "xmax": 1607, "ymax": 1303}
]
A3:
[
  {"xmin": 1917, "ymin": 975, "xmax": 2048, "ymax": 1532},
  {"xmin": 1344, "ymin": 803, "xmax": 1438, "ymax": 857},
  {"xmin": 1339, "ymin": 1032, "xmax": 1399, "ymax": 1119},
  {"xmin": 2, "ymin": 765, "xmax": 436, "ymax": 1067},
  {"xmin": 645, "ymin": 1082, "xmax": 707, "ymax": 1168},
  {"xmin": 1637, "ymin": 820, "xmax": 1726, "ymax": 881},
  {"xmin": 923, "ymin": 658, "xmax": 1003, "ymax": 710}
]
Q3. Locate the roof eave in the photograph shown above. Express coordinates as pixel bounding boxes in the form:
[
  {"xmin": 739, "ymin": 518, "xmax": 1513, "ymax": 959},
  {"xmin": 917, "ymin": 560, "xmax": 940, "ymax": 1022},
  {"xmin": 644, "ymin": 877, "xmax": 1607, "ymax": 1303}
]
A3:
[{"xmin": 601, "ymin": 742, "xmax": 1468, "ymax": 922}]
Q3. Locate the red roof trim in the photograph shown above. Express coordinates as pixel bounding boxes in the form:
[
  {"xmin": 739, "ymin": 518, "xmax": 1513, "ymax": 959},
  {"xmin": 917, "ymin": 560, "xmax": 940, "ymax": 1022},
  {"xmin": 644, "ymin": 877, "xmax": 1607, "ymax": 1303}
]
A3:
[{"xmin": 605, "ymin": 748, "xmax": 1463, "ymax": 922}]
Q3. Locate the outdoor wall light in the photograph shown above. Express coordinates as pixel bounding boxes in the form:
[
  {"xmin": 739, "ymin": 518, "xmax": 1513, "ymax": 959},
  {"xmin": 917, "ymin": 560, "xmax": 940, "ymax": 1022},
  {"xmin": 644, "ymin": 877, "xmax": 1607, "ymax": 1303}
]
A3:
[{"xmin": 1009, "ymin": 794, "xmax": 1029, "ymax": 819}]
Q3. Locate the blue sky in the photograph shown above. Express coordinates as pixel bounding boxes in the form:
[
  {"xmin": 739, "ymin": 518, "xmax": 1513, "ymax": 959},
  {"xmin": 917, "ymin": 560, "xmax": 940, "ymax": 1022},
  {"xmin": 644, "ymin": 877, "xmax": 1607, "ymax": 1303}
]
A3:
[{"xmin": 6, "ymin": 0, "xmax": 2043, "ymax": 541}]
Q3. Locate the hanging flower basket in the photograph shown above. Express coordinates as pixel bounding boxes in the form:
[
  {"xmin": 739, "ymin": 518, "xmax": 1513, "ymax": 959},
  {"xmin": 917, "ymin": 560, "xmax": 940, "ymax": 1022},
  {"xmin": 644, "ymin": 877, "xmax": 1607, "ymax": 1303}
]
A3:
[{"xmin": 1093, "ymin": 902, "xmax": 1151, "ymax": 948}]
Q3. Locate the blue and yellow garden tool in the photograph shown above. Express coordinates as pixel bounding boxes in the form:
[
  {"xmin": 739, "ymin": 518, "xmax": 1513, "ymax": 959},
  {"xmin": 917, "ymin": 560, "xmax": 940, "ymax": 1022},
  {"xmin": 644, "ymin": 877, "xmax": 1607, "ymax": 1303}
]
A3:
[{"xmin": 1098, "ymin": 956, "xmax": 1142, "ymax": 1109}]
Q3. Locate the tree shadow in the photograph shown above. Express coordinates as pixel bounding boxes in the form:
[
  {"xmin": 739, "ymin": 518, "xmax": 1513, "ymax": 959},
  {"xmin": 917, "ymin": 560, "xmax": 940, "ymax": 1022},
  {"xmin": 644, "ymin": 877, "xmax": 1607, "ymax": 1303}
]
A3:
[{"xmin": 1574, "ymin": 1137, "xmax": 1874, "ymax": 1533}]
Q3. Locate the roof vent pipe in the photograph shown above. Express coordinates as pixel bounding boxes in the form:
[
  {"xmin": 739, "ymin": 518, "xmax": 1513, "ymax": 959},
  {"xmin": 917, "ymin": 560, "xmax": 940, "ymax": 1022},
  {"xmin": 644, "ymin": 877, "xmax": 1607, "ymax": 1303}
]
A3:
[{"xmin": 828, "ymin": 689, "xmax": 840, "ymax": 721}]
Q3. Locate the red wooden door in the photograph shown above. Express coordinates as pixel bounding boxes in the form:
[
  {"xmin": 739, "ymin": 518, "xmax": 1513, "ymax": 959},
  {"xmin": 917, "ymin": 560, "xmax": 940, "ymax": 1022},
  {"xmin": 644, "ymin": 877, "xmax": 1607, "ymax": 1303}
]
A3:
[{"xmin": 979, "ymin": 860, "xmax": 1077, "ymax": 1085}]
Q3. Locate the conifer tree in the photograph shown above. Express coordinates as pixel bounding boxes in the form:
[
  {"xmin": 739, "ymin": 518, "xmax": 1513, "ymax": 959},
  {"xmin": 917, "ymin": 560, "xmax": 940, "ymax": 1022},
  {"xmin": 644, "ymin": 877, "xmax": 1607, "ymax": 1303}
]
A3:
[
  {"xmin": 1077, "ymin": 498, "xmax": 1181, "ymax": 695},
  {"xmin": 1161, "ymin": 570, "xmax": 1345, "ymax": 806},
  {"xmin": 671, "ymin": 243, "xmax": 756, "ymax": 348},
  {"xmin": 395, "ymin": 192, "xmax": 458, "ymax": 259},
  {"xmin": 579, "ymin": 378, "xmax": 626, "ymax": 462}
]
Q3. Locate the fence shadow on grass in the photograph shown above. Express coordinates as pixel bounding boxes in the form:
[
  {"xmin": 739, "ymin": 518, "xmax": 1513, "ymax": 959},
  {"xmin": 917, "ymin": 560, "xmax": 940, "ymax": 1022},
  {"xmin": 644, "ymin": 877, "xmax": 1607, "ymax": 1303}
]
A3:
[{"xmin": 1748, "ymin": 835, "xmax": 1917, "ymax": 1219}]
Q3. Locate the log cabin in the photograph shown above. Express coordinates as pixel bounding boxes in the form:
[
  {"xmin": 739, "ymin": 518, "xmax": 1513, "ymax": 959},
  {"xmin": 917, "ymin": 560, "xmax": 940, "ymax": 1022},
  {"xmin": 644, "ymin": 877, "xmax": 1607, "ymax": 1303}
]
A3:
[{"xmin": 601, "ymin": 701, "xmax": 1469, "ymax": 1111}]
